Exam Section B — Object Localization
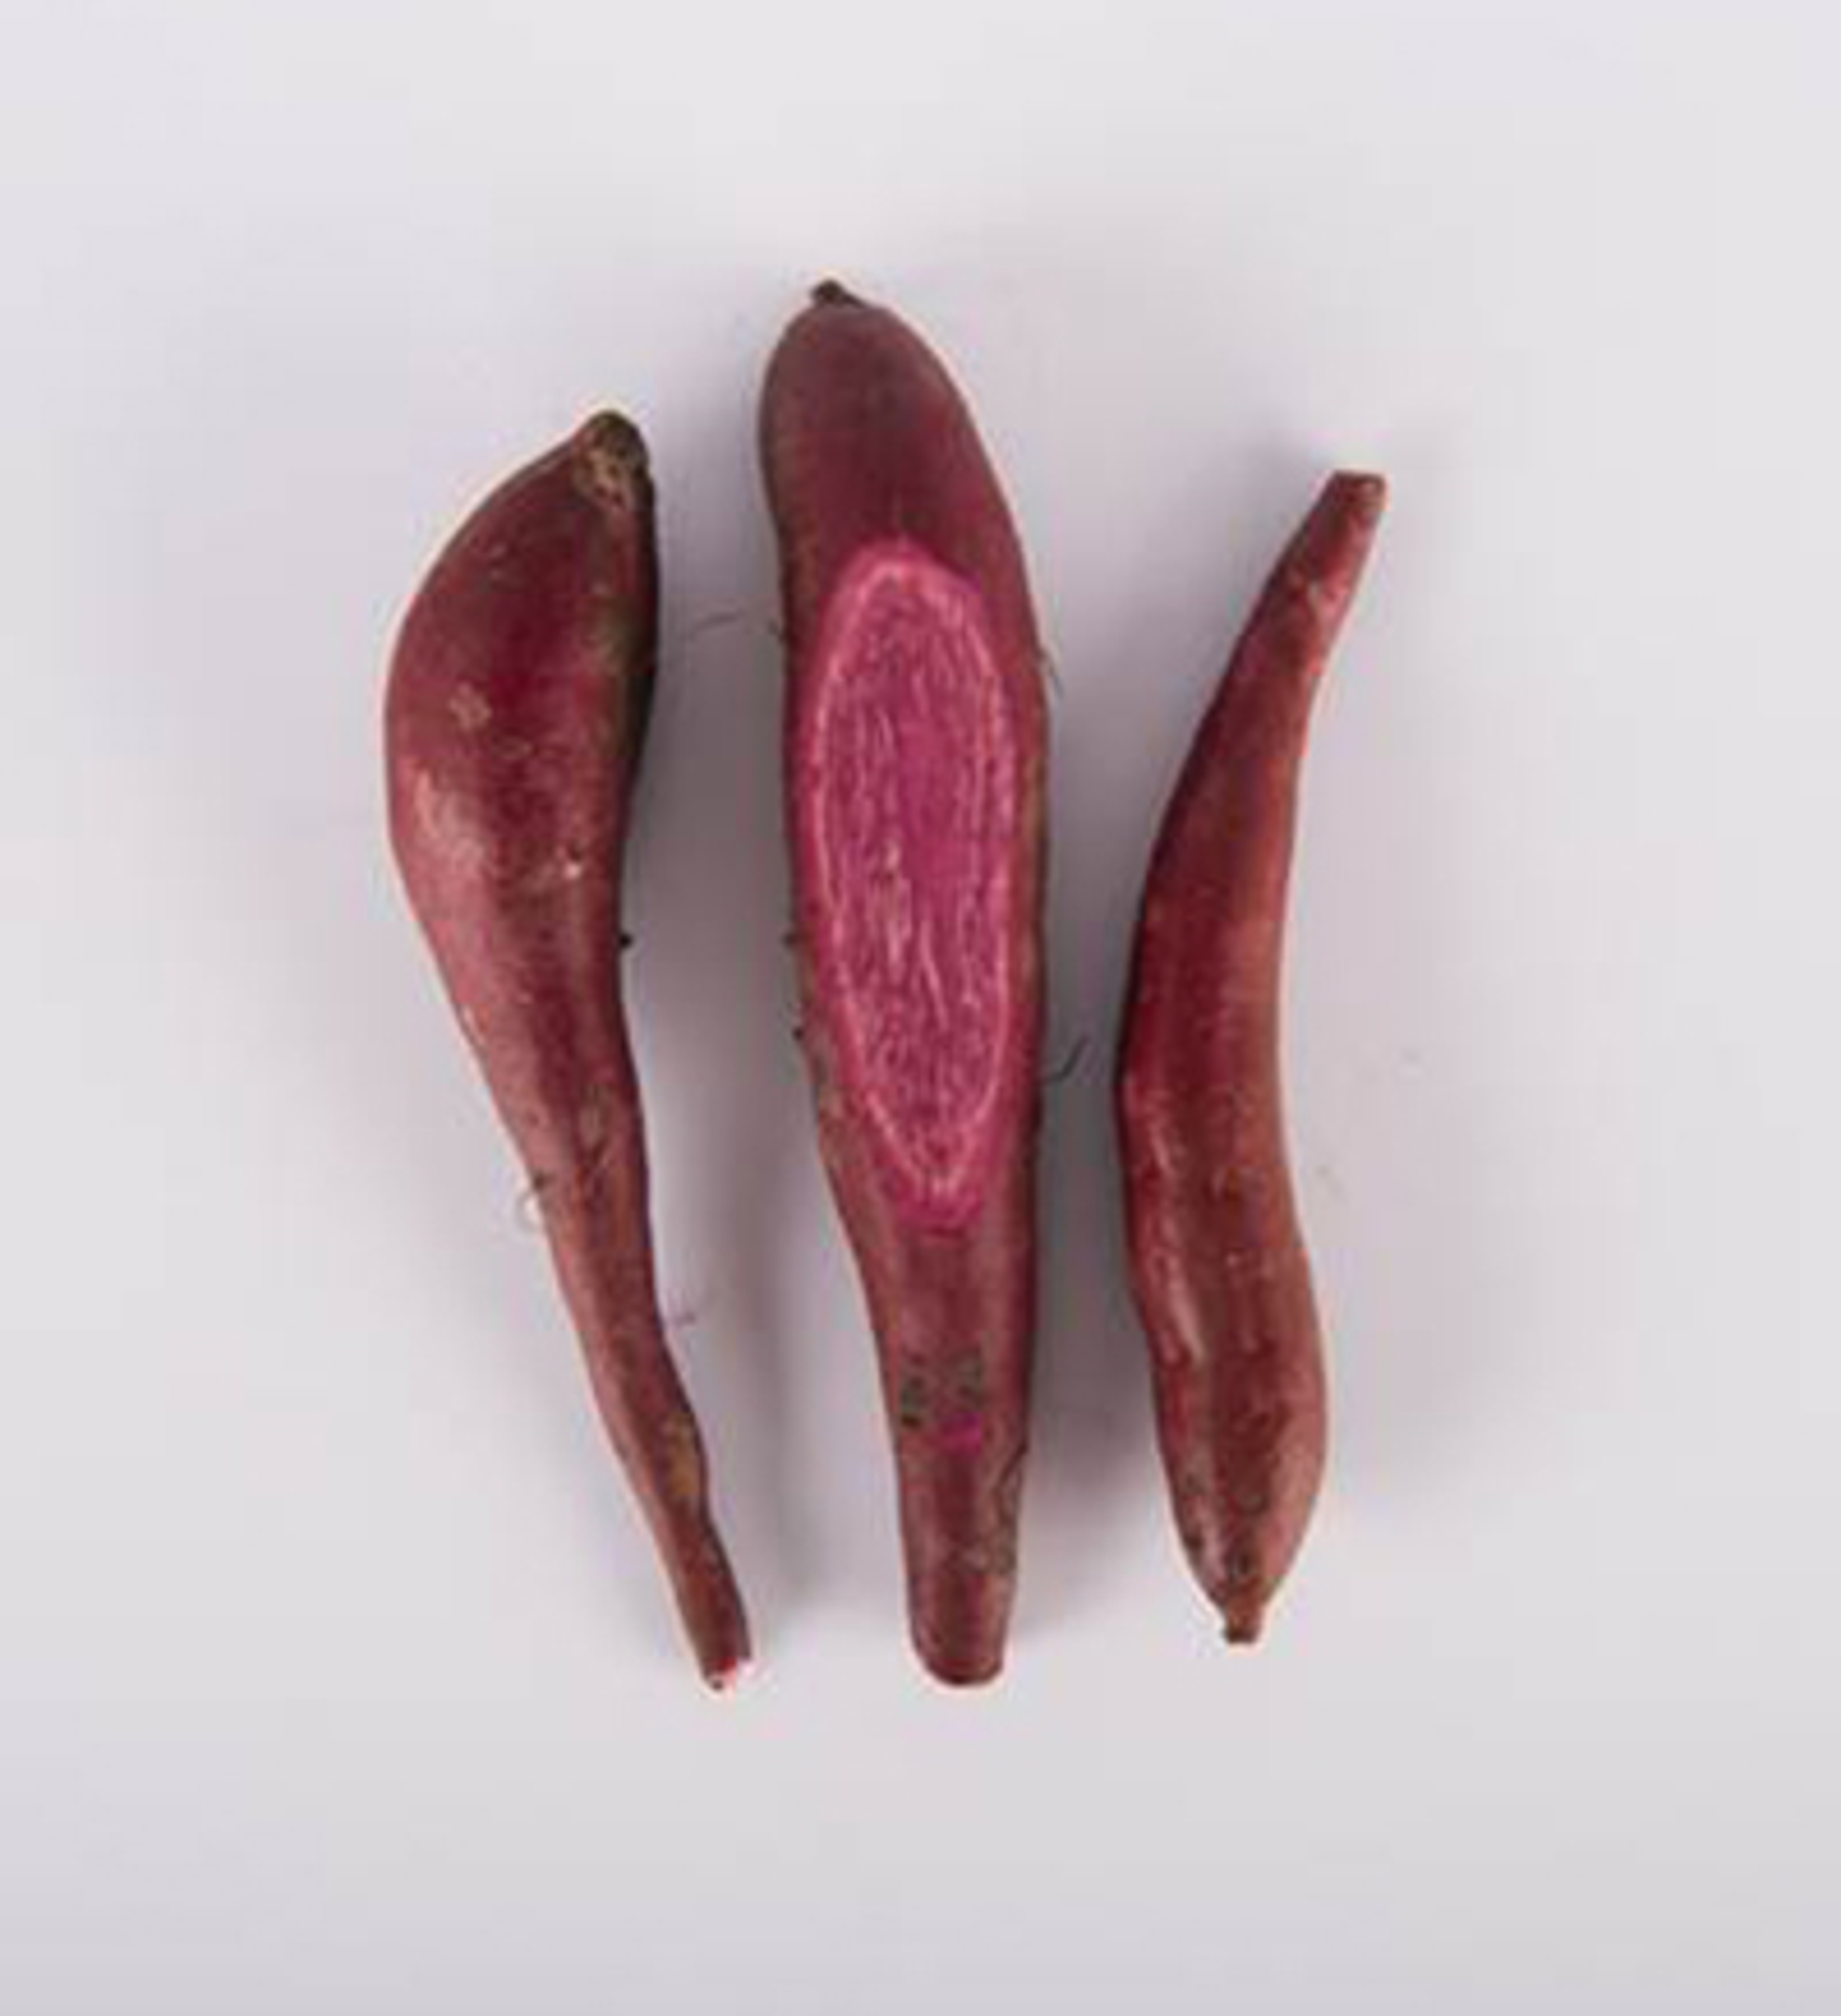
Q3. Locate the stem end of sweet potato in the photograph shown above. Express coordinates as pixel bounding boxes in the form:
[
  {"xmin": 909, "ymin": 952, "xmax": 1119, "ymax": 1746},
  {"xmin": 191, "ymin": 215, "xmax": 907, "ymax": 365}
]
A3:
[
  {"xmin": 569, "ymin": 411, "xmax": 652, "ymax": 518},
  {"xmin": 1332, "ymin": 469, "xmax": 1388, "ymax": 524}
]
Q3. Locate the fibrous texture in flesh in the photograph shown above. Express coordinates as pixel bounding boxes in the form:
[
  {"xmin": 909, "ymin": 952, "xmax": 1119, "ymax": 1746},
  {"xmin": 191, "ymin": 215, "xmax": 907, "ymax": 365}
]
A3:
[{"xmin": 804, "ymin": 541, "xmax": 1021, "ymax": 1229}]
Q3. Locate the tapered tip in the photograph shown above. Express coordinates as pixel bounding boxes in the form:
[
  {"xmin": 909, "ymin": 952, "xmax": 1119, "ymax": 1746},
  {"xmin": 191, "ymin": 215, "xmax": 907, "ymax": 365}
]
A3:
[
  {"xmin": 668, "ymin": 1534, "xmax": 752, "ymax": 1691},
  {"xmin": 1223, "ymin": 1601, "xmax": 1266, "ymax": 1647},
  {"xmin": 917, "ymin": 1642, "xmax": 1005, "ymax": 1688},
  {"xmin": 1328, "ymin": 469, "xmax": 1388, "ymax": 527},
  {"xmin": 569, "ymin": 411, "xmax": 651, "ymax": 515},
  {"xmin": 910, "ymin": 1596, "xmax": 1009, "ymax": 1688}
]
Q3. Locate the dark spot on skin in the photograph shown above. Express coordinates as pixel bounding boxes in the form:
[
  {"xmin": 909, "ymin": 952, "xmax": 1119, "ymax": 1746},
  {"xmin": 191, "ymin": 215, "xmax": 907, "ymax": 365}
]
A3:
[
  {"xmin": 1235, "ymin": 1393, "xmax": 1290, "ymax": 1443},
  {"xmin": 571, "ymin": 412, "xmax": 651, "ymax": 520},
  {"xmin": 897, "ymin": 1365, "xmax": 928, "ymax": 1431}
]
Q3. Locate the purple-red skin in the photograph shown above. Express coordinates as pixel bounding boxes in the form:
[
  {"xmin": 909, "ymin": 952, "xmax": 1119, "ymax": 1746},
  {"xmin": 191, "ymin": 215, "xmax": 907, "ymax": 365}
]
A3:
[
  {"xmin": 385, "ymin": 415, "xmax": 750, "ymax": 1688},
  {"xmin": 761, "ymin": 283, "xmax": 1048, "ymax": 1685},
  {"xmin": 1117, "ymin": 473, "xmax": 1386, "ymax": 1645}
]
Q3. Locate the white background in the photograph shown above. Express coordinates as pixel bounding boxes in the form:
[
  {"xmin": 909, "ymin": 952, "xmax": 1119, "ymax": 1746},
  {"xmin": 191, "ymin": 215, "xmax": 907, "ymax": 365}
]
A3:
[{"xmin": 4, "ymin": 1, "xmax": 1837, "ymax": 2007}]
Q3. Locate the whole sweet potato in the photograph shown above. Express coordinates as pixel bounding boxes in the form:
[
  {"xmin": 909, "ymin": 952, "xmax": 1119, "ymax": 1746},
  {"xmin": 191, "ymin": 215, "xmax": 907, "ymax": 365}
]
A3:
[
  {"xmin": 1118, "ymin": 471, "xmax": 1385, "ymax": 1645},
  {"xmin": 385, "ymin": 415, "xmax": 750, "ymax": 1687},
  {"xmin": 761, "ymin": 284, "xmax": 1048, "ymax": 1684}
]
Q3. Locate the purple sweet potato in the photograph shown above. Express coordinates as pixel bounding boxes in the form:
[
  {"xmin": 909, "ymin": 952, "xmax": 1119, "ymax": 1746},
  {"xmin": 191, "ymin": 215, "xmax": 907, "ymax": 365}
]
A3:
[
  {"xmin": 760, "ymin": 283, "xmax": 1048, "ymax": 1684},
  {"xmin": 1117, "ymin": 472, "xmax": 1385, "ymax": 1645},
  {"xmin": 385, "ymin": 414, "xmax": 749, "ymax": 1687}
]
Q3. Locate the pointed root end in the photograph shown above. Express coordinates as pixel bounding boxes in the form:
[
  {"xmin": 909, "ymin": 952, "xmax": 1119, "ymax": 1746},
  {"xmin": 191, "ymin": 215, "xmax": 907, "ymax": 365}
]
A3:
[
  {"xmin": 1222, "ymin": 1601, "xmax": 1267, "ymax": 1648},
  {"xmin": 702, "ymin": 1654, "xmax": 752, "ymax": 1695}
]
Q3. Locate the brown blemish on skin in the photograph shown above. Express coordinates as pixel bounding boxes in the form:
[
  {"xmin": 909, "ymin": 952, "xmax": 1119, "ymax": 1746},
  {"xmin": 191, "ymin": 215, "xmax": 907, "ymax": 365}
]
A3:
[
  {"xmin": 660, "ymin": 1414, "xmax": 706, "ymax": 1507},
  {"xmin": 572, "ymin": 412, "xmax": 651, "ymax": 520}
]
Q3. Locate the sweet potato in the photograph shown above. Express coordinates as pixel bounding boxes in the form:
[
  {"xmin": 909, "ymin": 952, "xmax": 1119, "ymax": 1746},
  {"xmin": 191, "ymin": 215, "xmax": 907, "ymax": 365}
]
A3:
[
  {"xmin": 385, "ymin": 414, "xmax": 750, "ymax": 1687},
  {"xmin": 1117, "ymin": 472, "xmax": 1386, "ymax": 1645},
  {"xmin": 760, "ymin": 283, "xmax": 1048, "ymax": 1684}
]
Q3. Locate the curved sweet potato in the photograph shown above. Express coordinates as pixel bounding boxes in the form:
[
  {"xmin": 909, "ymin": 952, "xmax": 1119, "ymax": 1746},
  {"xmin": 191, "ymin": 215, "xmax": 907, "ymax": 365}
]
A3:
[
  {"xmin": 761, "ymin": 284, "xmax": 1048, "ymax": 1684},
  {"xmin": 385, "ymin": 415, "xmax": 750, "ymax": 1687},
  {"xmin": 1118, "ymin": 472, "xmax": 1385, "ymax": 1645}
]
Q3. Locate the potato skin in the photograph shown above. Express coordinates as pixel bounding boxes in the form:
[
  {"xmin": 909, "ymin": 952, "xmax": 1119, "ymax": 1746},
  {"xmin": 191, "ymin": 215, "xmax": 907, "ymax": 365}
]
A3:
[
  {"xmin": 386, "ymin": 415, "xmax": 749, "ymax": 1688},
  {"xmin": 1118, "ymin": 473, "xmax": 1385, "ymax": 1646},
  {"xmin": 762, "ymin": 285, "xmax": 1048, "ymax": 1685}
]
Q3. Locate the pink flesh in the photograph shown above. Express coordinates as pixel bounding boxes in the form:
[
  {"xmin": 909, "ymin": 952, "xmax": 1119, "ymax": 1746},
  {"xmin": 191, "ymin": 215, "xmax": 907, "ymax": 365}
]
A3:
[{"xmin": 806, "ymin": 541, "xmax": 1019, "ymax": 1228}]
